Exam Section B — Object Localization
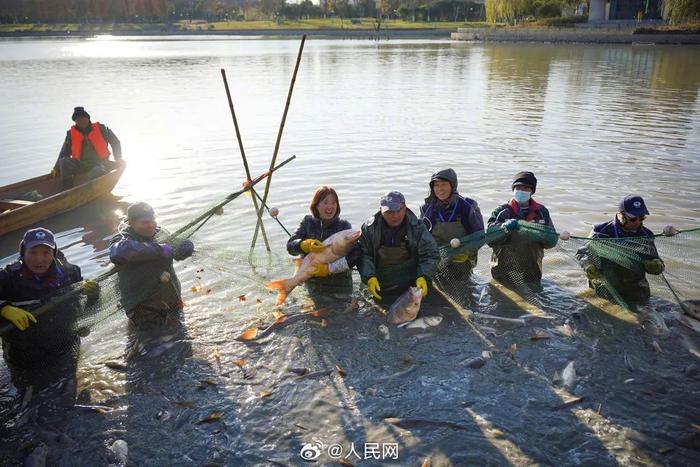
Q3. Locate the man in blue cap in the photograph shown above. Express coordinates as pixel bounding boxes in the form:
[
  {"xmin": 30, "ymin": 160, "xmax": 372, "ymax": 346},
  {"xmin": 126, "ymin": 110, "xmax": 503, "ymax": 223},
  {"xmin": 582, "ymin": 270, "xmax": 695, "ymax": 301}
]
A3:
[
  {"xmin": 359, "ymin": 191, "xmax": 439, "ymax": 302},
  {"xmin": 52, "ymin": 106, "xmax": 123, "ymax": 189},
  {"xmin": 0, "ymin": 228, "xmax": 97, "ymax": 396},
  {"xmin": 110, "ymin": 202, "xmax": 194, "ymax": 327},
  {"xmin": 576, "ymin": 195, "xmax": 664, "ymax": 304}
]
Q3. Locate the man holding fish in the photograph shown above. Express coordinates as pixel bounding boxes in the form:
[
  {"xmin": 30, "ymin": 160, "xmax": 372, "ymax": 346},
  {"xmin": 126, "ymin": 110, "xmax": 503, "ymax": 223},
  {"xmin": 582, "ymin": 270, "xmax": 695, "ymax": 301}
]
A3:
[{"xmin": 359, "ymin": 191, "xmax": 439, "ymax": 308}]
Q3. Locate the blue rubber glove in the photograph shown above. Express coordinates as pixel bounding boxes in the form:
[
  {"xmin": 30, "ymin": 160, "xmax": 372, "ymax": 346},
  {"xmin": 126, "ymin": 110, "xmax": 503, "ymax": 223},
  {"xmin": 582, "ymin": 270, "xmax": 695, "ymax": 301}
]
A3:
[
  {"xmin": 174, "ymin": 240, "xmax": 194, "ymax": 261},
  {"xmin": 503, "ymin": 219, "xmax": 520, "ymax": 232}
]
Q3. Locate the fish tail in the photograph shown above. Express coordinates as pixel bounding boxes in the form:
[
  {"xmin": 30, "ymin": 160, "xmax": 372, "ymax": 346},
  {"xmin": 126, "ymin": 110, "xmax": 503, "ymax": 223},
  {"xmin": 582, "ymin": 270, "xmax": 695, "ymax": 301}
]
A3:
[{"xmin": 266, "ymin": 279, "xmax": 291, "ymax": 305}]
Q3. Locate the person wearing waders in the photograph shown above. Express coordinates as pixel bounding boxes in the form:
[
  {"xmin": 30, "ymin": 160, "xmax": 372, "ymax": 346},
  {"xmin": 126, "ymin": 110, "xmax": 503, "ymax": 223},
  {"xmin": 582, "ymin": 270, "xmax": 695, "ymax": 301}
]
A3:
[
  {"xmin": 109, "ymin": 202, "xmax": 193, "ymax": 329},
  {"xmin": 53, "ymin": 106, "xmax": 124, "ymax": 188},
  {"xmin": 0, "ymin": 228, "xmax": 98, "ymax": 402},
  {"xmin": 576, "ymin": 195, "xmax": 664, "ymax": 305},
  {"xmin": 487, "ymin": 172, "xmax": 557, "ymax": 290},
  {"xmin": 360, "ymin": 191, "xmax": 439, "ymax": 303},
  {"xmin": 286, "ymin": 186, "xmax": 362, "ymax": 300},
  {"xmin": 420, "ymin": 168, "xmax": 484, "ymax": 276}
]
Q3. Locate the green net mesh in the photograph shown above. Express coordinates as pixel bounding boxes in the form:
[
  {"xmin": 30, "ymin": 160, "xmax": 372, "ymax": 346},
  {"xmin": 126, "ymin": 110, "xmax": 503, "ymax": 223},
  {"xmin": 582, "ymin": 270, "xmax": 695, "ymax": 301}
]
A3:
[{"xmin": 430, "ymin": 221, "xmax": 700, "ymax": 327}]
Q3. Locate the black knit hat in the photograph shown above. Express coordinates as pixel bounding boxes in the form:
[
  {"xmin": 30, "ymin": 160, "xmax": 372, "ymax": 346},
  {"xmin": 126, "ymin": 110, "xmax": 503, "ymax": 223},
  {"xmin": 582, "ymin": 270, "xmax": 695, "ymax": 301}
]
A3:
[
  {"xmin": 512, "ymin": 171, "xmax": 537, "ymax": 193},
  {"xmin": 71, "ymin": 106, "xmax": 90, "ymax": 121}
]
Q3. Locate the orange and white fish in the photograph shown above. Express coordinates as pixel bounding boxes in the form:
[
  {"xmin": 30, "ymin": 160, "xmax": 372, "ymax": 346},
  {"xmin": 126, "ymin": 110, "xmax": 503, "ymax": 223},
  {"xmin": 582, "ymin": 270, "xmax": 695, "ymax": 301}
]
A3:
[{"xmin": 266, "ymin": 229, "xmax": 361, "ymax": 305}]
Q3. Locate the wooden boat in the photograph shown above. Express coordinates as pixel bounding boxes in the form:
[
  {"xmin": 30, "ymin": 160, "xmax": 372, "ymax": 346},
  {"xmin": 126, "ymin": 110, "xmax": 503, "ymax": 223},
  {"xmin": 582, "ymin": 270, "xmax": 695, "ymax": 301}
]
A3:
[{"xmin": 0, "ymin": 164, "xmax": 125, "ymax": 236}]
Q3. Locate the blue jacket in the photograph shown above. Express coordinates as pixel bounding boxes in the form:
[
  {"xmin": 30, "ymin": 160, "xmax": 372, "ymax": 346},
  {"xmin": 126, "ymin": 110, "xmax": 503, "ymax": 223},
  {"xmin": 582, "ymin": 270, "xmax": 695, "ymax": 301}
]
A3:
[
  {"xmin": 420, "ymin": 196, "xmax": 483, "ymax": 238},
  {"xmin": 109, "ymin": 223, "xmax": 182, "ymax": 315},
  {"xmin": 1, "ymin": 251, "xmax": 83, "ymax": 367},
  {"xmin": 576, "ymin": 217, "xmax": 661, "ymax": 303}
]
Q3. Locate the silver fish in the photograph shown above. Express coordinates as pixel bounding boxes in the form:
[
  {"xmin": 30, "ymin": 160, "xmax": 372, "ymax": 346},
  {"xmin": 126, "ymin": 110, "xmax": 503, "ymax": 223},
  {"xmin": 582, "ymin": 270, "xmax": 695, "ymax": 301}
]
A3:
[
  {"xmin": 681, "ymin": 300, "xmax": 700, "ymax": 320},
  {"xmin": 398, "ymin": 314, "xmax": 443, "ymax": 330},
  {"xmin": 266, "ymin": 229, "xmax": 361, "ymax": 305},
  {"xmin": 560, "ymin": 361, "xmax": 576, "ymax": 389},
  {"xmin": 387, "ymin": 287, "xmax": 423, "ymax": 324}
]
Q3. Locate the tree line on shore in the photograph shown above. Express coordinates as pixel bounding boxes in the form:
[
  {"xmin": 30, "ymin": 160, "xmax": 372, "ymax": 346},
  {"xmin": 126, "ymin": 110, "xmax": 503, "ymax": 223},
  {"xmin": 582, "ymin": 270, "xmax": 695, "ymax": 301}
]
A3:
[{"xmin": 0, "ymin": 0, "xmax": 697, "ymax": 25}]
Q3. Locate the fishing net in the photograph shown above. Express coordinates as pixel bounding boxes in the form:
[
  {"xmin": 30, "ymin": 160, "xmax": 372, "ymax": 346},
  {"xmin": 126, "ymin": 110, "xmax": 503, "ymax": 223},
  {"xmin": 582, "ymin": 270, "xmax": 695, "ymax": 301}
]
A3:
[
  {"xmin": 0, "ymin": 161, "xmax": 300, "ymax": 398},
  {"xmin": 431, "ymin": 222, "xmax": 700, "ymax": 322}
]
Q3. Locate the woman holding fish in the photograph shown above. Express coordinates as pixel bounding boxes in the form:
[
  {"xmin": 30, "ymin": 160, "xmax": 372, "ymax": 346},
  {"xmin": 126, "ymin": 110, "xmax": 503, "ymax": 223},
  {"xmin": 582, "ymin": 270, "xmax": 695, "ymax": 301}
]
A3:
[{"xmin": 279, "ymin": 186, "xmax": 362, "ymax": 298}]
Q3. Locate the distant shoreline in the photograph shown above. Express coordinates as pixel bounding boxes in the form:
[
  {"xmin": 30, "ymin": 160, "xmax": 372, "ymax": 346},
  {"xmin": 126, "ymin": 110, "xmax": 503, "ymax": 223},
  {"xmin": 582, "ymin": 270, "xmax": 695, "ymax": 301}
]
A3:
[
  {"xmin": 0, "ymin": 28, "xmax": 453, "ymax": 39},
  {"xmin": 2, "ymin": 26, "xmax": 699, "ymax": 44}
]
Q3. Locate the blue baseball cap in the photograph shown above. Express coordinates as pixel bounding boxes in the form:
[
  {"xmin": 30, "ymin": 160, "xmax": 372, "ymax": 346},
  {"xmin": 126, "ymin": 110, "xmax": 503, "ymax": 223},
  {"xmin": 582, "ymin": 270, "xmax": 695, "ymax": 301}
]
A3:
[
  {"xmin": 619, "ymin": 195, "xmax": 650, "ymax": 218},
  {"xmin": 22, "ymin": 228, "xmax": 56, "ymax": 250},
  {"xmin": 380, "ymin": 191, "xmax": 406, "ymax": 212}
]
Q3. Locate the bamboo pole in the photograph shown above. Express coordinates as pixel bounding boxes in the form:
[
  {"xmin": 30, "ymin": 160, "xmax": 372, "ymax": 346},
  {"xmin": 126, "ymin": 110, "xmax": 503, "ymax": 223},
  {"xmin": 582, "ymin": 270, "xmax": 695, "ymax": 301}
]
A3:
[
  {"xmin": 251, "ymin": 34, "xmax": 306, "ymax": 250},
  {"xmin": 221, "ymin": 68, "xmax": 271, "ymax": 252}
]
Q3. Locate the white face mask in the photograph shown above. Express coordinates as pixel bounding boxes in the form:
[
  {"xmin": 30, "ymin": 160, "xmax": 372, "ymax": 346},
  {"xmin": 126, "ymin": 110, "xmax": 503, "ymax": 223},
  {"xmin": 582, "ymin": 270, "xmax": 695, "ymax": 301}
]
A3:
[{"xmin": 513, "ymin": 189, "xmax": 531, "ymax": 203}]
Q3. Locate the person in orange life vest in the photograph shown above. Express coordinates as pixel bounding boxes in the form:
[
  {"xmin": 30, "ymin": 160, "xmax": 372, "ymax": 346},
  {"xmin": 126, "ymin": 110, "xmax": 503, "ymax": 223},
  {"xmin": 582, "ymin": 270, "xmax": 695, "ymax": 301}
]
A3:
[
  {"xmin": 52, "ymin": 106, "xmax": 123, "ymax": 188},
  {"xmin": 487, "ymin": 171, "xmax": 557, "ymax": 288}
]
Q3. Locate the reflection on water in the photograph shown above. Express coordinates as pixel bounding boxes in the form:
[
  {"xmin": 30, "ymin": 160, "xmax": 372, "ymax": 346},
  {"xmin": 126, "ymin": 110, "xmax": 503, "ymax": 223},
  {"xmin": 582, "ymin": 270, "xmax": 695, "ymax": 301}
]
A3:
[{"xmin": 1, "ymin": 38, "xmax": 700, "ymax": 464}]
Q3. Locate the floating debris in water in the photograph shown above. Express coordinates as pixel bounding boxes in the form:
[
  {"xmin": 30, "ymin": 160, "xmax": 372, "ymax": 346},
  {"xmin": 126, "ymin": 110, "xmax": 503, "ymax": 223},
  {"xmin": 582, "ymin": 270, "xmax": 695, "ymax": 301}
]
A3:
[
  {"xmin": 157, "ymin": 409, "xmax": 171, "ymax": 422},
  {"xmin": 378, "ymin": 324, "xmax": 390, "ymax": 340},
  {"xmin": 196, "ymin": 412, "xmax": 224, "ymax": 424},
  {"xmin": 651, "ymin": 340, "xmax": 663, "ymax": 353},
  {"xmin": 462, "ymin": 357, "xmax": 487, "ymax": 369},
  {"xmin": 335, "ymin": 365, "xmax": 346, "ymax": 377},
  {"xmin": 287, "ymin": 367, "xmax": 309, "ymax": 376},
  {"xmin": 238, "ymin": 294, "xmax": 246, "ymax": 302},
  {"xmin": 554, "ymin": 324, "xmax": 573, "ymax": 337},
  {"xmin": 260, "ymin": 390, "xmax": 272, "ymax": 399},
  {"xmin": 74, "ymin": 404, "xmax": 113, "ymax": 413},
  {"xmin": 104, "ymin": 360, "xmax": 127, "ymax": 371},
  {"xmin": 238, "ymin": 328, "xmax": 258, "ymax": 341},
  {"xmin": 383, "ymin": 417, "xmax": 468, "ymax": 431},
  {"xmin": 233, "ymin": 359, "xmax": 246, "ymax": 368},
  {"xmin": 553, "ymin": 396, "xmax": 585, "ymax": 410},
  {"xmin": 172, "ymin": 399, "xmax": 194, "ymax": 409},
  {"xmin": 530, "ymin": 328, "xmax": 554, "ymax": 340}
]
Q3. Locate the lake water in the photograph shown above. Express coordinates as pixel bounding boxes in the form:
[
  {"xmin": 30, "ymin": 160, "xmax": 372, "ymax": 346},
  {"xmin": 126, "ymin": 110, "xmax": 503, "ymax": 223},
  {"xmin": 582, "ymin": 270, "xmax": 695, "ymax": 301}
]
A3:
[{"xmin": 1, "ymin": 37, "xmax": 700, "ymax": 465}]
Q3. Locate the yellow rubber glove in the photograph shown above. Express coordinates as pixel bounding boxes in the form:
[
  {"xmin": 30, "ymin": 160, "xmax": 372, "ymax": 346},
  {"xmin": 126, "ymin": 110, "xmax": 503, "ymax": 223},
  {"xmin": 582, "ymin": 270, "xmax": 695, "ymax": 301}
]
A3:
[
  {"xmin": 367, "ymin": 277, "xmax": 382, "ymax": 300},
  {"xmin": 415, "ymin": 276, "xmax": 429, "ymax": 297},
  {"xmin": 50, "ymin": 168, "xmax": 59, "ymax": 178},
  {"xmin": 452, "ymin": 252, "xmax": 472, "ymax": 264},
  {"xmin": 644, "ymin": 259, "xmax": 664, "ymax": 275},
  {"xmin": 1, "ymin": 305, "xmax": 37, "ymax": 331},
  {"xmin": 82, "ymin": 279, "xmax": 100, "ymax": 297},
  {"xmin": 310, "ymin": 263, "xmax": 330, "ymax": 278},
  {"xmin": 300, "ymin": 239, "xmax": 324, "ymax": 254}
]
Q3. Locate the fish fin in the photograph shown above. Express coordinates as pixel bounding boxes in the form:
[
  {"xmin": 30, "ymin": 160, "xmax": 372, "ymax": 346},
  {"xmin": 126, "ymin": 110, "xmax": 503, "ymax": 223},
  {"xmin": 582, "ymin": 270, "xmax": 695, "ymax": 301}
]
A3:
[{"xmin": 266, "ymin": 279, "xmax": 290, "ymax": 305}]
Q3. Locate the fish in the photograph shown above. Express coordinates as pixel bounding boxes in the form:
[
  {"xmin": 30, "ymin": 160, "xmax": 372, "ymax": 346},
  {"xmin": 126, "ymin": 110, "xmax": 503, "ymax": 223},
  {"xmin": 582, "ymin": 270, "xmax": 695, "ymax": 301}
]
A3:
[
  {"xmin": 387, "ymin": 287, "xmax": 423, "ymax": 324},
  {"xmin": 681, "ymin": 300, "xmax": 700, "ymax": 320},
  {"xmin": 109, "ymin": 439, "xmax": 128, "ymax": 464},
  {"xmin": 378, "ymin": 324, "xmax": 390, "ymax": 340},
  {"xmin": 398, "ymin": 314, "xmax": 443, "ymax": 330},
  {"xmin": 266, "ymin": 229, "xmax": 361, "ymax": 304},
  {"xmin": 560, "ymin": 361, "xmax": 576, "ymax": 389}
]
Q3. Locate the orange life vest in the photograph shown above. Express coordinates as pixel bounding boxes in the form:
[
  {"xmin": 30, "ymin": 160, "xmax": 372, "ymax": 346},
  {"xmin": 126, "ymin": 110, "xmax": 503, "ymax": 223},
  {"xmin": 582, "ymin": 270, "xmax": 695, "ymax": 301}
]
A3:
[
  {"xmin": 70, "ymin": 123, "xmax": 110, "ymax": 161},
  {"xmin": 508, "ymin": 198, "xmax": 542, "ymax": 222}
]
